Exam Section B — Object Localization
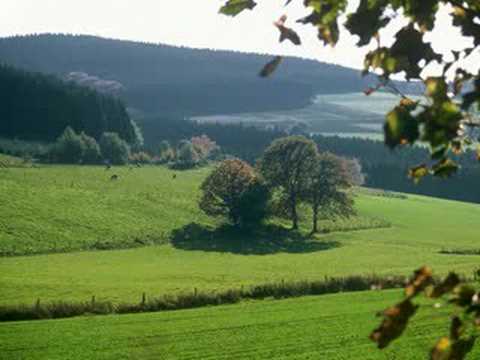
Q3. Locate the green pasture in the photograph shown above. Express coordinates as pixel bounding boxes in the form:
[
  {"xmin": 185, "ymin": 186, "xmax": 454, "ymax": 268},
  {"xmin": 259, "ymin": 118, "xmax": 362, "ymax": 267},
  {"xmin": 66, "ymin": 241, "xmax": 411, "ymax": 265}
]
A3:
[
  {"xmin": 1, "ymin": 165, "xmax": 479, "ymax": 306},
  {"xmin": 1, "ymin": 289, "xmax": 477, "ymax": 360}
]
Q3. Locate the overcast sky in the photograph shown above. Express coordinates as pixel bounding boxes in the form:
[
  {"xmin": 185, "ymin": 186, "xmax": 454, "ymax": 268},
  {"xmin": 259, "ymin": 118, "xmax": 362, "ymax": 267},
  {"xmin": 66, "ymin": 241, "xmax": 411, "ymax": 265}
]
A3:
[{"xmin": 1, "ymin": 0, "xmax": 478, "ymax": 73}]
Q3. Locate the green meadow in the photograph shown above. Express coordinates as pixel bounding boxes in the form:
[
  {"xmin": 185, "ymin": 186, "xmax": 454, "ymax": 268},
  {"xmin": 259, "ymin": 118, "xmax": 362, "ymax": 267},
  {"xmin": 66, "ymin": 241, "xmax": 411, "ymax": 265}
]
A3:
[
  {"xmin": 1, "ymin": 165, "xmax": 480, "ymax": 307},
  {"xmin": 1, "ymin": 289, "xmax": 478, "ymax": 360}
]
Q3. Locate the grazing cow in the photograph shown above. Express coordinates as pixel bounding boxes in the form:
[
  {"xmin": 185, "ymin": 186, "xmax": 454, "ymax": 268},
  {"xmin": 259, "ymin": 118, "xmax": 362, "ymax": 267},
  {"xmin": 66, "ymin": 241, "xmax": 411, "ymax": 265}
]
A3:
[{"xmin": 110, "ymin": 174, "xmax": 119, "ymax": 181}]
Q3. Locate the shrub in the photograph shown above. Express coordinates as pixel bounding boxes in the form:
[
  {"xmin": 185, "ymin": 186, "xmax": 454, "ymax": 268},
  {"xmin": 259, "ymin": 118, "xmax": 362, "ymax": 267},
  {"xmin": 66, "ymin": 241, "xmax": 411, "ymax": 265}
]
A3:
[
  {"xmin": 158, "ymin": 140, "xmax": 175, "ymax": 163},
  {"xmin": 100, "ymin": 132, "xmax": 130, "ymax": 165},
  {"xmin": 174, "ymin": 140, "xmax": 200, "ymax": 168},
  {"xmin": 50, "ymin": 127, "xmax": 86, "ymax": 164},
  {"xmin": 0, "ymin": 138, "xmax": 51, "ymax": 159},
  {"xmin": 191, "ymin": 134, "xmax": 219, "ymax": 159},
  {"xmin": 0, "ymin": 275, "xmax": 413, "ymax": 322},
  {"xmin": 80, "ymin": 132, "xmax": 102, "ymax": 164},
  {"xmin": 130, "ymin": 151, "xmax": 152, "ymax": 164}
]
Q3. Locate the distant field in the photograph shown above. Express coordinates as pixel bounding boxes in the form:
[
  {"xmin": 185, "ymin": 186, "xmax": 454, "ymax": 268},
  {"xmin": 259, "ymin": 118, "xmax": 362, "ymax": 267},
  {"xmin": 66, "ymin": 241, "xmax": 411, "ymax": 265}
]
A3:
[
  {"xmin": 0, "ymin": 165, "xmax": 212, "ymax": 255},
  {"xmin": 0, "ymin": 153, "xmax": 27, "ymax": 167},
  {"xmin": 1, "ymin": 289, "xmax": 477, "ymax": 360},
  {"xmin": 192, "ymin": 92, "xmax": 401, "ymax": 139},
  {"xmin": 1, "ymin": 165, "xmax": 480, "ymax": 306}
]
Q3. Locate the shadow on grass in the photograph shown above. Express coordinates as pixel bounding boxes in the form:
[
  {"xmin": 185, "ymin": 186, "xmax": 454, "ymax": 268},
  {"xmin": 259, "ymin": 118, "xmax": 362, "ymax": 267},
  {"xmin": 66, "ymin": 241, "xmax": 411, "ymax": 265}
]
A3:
[{"xmin": 170, "ymin": 223, "xmax": 340, "ymax": 255}]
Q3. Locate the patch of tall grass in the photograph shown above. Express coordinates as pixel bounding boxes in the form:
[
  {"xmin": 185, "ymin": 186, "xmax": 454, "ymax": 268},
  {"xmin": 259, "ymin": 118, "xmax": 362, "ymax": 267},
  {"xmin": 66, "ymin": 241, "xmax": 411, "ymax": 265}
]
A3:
[{"xmin": 0, "ymin": 274, "xmax": 411, "ymax": 322}]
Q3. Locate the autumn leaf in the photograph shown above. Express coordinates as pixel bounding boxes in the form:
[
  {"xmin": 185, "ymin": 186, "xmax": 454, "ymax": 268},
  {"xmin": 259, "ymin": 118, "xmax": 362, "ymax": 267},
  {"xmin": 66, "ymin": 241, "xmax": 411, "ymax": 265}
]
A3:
[
  {"xmin": 405, "ymin": 266, "xmax": 433, "ymax": 298},
  {"xmin": 428, "ymin": 273, "xmax": 461, "ymax": 299},
  {"xmin": 432, "ymin": 159, "xmax": 459, "ymax": 178},
  {"xmin": 219, "ymin": 0, "xmax": 256, "ymax": 16},
  {"xmin": 450, "ymin": 337, "xmax": 477, "ymax": 360},
  {"xmin": 389, "ymin": 25, "xmax": 442, "ymax": 79},
  {"xmin": 297, "ymin": 0, "xmax": 346, "ymax": 46},
  {"xmin": 370, "ymin": 299, "xmax": 418, "ymax": 349},
  {"xmin": 450, "ymin": 317, "xmax": 463, "ymax": 341},
  {"xmin": 259, "ymin": 56, "xmax": 283, "ymax": 78},
  {"xmin": 430, "ymin": 337, "xmax": 451, "ymax": 360},
  {"xmin": 274, "ymin": 15, "xmax": 301, "ymax": 45},
  {"xmin": 384, "ymin": 105, "xmax": 419, "ymax": 148},
  {"xmin": 408, "ymin": 164, "xmax": 429, "ymax": 183},
  {"xmin": 345, "ymin": 0, "xmax": 390, "ymax": 46}
]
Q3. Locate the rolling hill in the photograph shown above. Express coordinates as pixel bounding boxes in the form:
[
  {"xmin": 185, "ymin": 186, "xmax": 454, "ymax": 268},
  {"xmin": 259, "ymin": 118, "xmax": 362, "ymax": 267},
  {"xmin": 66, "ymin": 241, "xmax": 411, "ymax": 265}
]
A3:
[
  {"xmin": 0, "ymin": 34, "xmax": 381, "ymax": 117},
  {"xmin": 1, "ymin": 164, "xmax": 480, "ymax": 306}
]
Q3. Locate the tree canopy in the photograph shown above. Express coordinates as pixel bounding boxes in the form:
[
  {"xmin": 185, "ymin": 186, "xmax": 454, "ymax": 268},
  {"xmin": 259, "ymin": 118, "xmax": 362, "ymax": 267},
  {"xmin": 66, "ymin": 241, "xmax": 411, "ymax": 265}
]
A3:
[
  {"xmin": 305, "ymin": 152, "xmax": 355, "ymax": 233},
  {"xmin": 259, "ymin": 136, "xmax": 318, "ymax": 229},
  {"xmin": 199, "ymin": 159, "xmax": 270, "ymax": 227}
]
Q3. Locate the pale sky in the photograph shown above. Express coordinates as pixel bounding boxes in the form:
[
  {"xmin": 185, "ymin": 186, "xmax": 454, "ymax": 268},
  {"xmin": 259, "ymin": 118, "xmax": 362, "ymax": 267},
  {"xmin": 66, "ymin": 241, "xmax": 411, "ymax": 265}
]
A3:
[{"xmin": 1, "ymin": 0, "xmax": 478, "ymax": 74}]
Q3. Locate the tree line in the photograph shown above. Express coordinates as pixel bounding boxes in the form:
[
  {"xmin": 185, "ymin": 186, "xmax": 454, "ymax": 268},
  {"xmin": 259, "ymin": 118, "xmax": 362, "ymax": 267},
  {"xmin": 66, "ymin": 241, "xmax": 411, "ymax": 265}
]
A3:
[
  {"xmin": 48, "ymin": 127, "xmax": 131, "ymax": 165},
  {"xmin": 313, "ymin": 135, "xmax": 480, "ymax": 204}
]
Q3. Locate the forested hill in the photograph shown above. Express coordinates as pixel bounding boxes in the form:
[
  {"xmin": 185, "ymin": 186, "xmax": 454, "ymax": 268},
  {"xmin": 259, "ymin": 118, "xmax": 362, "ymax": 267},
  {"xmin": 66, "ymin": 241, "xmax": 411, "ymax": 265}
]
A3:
[
  {"xmin": 0, "ymin": 34, "xmax": 376, "ymax": 117},
  {"xmin": 0, "ymin": 64, "xmax": 135, "ymax": 143}
]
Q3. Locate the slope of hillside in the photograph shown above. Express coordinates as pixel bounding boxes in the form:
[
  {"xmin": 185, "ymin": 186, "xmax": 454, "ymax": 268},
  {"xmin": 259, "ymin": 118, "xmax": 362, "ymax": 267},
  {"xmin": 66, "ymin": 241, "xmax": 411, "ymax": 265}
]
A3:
[
  {"xmin": 0, "ymin": 290, "xmax": 474, "ymax": 359},
  {"xmin": 0, "ymin": 34, "xmax": 377, "ymax": 116},
  {"xmin": 1, "ymin": 165, "xmax": 480, "ymax": 306},
  {"xmin": 0, "ymin": 64, "xmax": 135, "ymax": 142}
]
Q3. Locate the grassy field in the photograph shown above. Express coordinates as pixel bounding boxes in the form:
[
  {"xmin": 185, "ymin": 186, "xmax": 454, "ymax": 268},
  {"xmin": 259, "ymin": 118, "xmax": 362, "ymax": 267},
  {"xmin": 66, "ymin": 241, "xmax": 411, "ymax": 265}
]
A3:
[
  {"xmin": 1, "ymin": 165, "xmax": 480, "ymax": 307},
  {"xmin": 0, "ymin": 165, "xmax": 212, "ymax": 255},
  {"xmin": 0, "ymin": 165, "xmax": 387, "ymax": 256},
  {"xmin": 1, "ymin": 289, "xmax": 477, "ymax": 360}
]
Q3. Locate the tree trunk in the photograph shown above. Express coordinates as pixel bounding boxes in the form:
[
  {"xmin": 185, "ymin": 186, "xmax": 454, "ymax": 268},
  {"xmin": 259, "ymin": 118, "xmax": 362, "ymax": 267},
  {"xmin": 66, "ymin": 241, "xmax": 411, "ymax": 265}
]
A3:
[
  {"xmin": 312, "ymin": 204, "xmax": 319, "ymax": 234},
  {"xmin": 291, "ymin": 198, "xmax": 298, "ymax": 230}
]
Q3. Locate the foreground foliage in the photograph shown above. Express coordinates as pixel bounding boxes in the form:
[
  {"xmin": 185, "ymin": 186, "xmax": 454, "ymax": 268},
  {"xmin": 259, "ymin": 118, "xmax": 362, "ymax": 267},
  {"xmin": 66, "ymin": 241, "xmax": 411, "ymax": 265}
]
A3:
[
  {"xmin": 371, "ymin": 267, "xmax": 480, "ymax": 359},
  {"xmin": 219, "ymin": 0, "xmax": 480, "ymax": 179}
]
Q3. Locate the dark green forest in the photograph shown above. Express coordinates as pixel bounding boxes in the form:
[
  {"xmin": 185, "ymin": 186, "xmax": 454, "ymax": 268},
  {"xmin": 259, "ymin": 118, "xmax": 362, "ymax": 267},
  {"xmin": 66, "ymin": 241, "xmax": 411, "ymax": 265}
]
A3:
[
  {"xmin": 0, "ymin": 34, "xmax": 391, "ymax": 117},
  {"xmin": 140, "ymin": 117, "xmax": 285, "ymax": 163},
  {"xmin": 0, "ymin": 64, "xmax": 135, "ymax": 143},
  {"xmin": 313, "ymin": 135, "xmax": 480, "ymax": 204}
]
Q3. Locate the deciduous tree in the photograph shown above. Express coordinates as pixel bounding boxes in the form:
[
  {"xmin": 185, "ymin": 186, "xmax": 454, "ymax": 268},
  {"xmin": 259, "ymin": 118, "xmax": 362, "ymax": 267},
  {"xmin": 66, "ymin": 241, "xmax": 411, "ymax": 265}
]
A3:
[
  {"xmin": 259, "ymin": 136, "xmax": 318, "ymax": 230},
  {"xmin": 305, "ymin": 153, "xmax": 355, "ymax": 233},
  {"xmin": 80, "ymin": 132, "xmax": 102, "ymax": 164},
  {"xmin": 100, "ymin": 132, "xmax": 130, "ymax": 165},
  {"xmin": 199, "ymin": 159, "xmax": 270, "ymax": 227},
  {"xmin": 51, "ymin": 127, "xmax": 85, "ymax": 164}
]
